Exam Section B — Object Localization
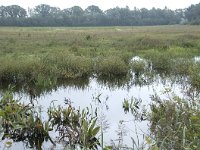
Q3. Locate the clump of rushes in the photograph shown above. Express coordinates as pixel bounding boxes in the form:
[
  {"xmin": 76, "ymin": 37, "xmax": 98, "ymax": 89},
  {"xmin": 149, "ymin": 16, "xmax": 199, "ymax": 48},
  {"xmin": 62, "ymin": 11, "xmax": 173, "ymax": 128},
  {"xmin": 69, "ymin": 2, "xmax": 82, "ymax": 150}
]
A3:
[
  {"xmin": 149, "ymin": 92, "xmax": 200, "ymax": 149},
  {"xmin": 171, "ymin": 58, "xmax": 192, "ymax": 75},
  {"xmin": 95, "ymin": 56, "xmax": 129, "ymax": 77},
  {"xmin": 130, "ymin": 60, "xmax": 146, "ymax": 76},
  {"xmin": 0, "ymin": 56, "xmax": 41, "ymax": 82},
  {"xmin": 144, "ymin": 50, "xmax": 172, "ymax": 73},
  {"xmin": 41, "ymin": 52, "xmax": 93, "ymax": 79},
  {"xmin": 188, "ymin": 62, "xmax": 200, "ymax": 90}
]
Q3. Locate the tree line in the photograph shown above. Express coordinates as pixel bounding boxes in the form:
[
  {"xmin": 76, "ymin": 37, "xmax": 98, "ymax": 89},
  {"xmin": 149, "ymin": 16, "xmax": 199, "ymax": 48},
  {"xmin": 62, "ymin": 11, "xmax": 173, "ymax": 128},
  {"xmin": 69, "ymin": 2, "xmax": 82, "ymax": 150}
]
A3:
[{"xmin": 0, "ymin": 3, "xmax": 199, "ymax": 26}]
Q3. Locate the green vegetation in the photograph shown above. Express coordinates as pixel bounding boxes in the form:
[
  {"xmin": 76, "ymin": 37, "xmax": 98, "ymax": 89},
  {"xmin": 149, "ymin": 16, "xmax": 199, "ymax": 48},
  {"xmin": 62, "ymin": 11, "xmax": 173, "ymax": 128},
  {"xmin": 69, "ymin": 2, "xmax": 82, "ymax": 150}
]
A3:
[
  {"xmin": 0, "ymin": 91, "xmax": 100, "ymax": 149},
  {"xmin": 48, "ymin": 100, "xmax": 100, "ymax": 149},
  {"xmin": 0, "ymin": 90, "xmax": 54, "ymax": 149},
  {"xmin": 0, "ymin": 26, "xmax": 200, "ymax": 91},
  {"xmin": 0, "ymin": 2, "xmax": 200, "ymax": 26},
  {"xmin": 1, "ymin": 26, "xmax": 200, "ymax": 149},
  {"xmin": 122, "ymin": 89, "xmax": 200, "ymax": 149},
  {"xmin": 149, "ymin": 92, "xmax": 200, "ymax": 149}
]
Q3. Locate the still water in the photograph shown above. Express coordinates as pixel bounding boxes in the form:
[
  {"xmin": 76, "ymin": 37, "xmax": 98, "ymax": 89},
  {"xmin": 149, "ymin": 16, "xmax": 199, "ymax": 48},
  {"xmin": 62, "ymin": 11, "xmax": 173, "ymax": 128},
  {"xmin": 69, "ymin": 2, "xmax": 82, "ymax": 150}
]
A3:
[
  {"xmin": 0, "ymin": 74, "xmax": 183, "ymax": 149},
  {"xmin": 0, "ymin": 56, "xmax": 190, "ymax": 149}
]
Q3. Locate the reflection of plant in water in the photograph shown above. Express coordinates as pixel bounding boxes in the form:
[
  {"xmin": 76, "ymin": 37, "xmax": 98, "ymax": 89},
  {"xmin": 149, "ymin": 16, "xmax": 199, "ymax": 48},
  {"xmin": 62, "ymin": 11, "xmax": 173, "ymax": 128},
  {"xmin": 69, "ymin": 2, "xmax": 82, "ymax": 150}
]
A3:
[
  {"xmin": 0, "ymin": 91, "xmax": 101, "ymax": 150},
  {"xmin": 0, "ymin": 90, "xmax": 55, "ymax": 150},
  {"xmin": 123, "ymin": 98, "xmax": 147, "ymax": 121},
  {"xmin": 48, "ymin": 99, "xmax": 100, "ymax": 149}
]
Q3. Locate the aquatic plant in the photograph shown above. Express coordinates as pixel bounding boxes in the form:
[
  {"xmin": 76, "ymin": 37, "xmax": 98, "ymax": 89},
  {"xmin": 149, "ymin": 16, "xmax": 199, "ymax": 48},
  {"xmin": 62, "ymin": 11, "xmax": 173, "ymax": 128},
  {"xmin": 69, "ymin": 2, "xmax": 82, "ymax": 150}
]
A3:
[
  {"xmin": 0, "ymin": 91, "xmax": 101, "ymax": 150},
  {"xmin": 0, "ymin": 90, "xmax": 54, "ymax": 150},
  {"xmin": 122, "ymin": 89, "xmax": 200, "ymax": 149},
  {"xmin": 95, "ymin": 56, "xmax": 128, "ymax": 77},
  {"xmin": 48, "ymin": 99, "xmax": 100, "ymax": 149},
  {"xmin": 130, "ymin": 59, "xmax": 146, "ymax": 76},
  {"xmin": 149, "ymin": 91, "xmax": 200, "ymax": 149},
  {"xmin": 188, "ymin": 62, "xmax": 200, "ymax": 90}
]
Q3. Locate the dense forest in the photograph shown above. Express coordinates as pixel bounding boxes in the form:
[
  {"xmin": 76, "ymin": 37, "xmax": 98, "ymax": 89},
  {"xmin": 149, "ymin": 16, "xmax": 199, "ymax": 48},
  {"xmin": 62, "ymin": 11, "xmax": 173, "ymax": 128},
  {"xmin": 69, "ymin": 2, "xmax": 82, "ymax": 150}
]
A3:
[{"xmin": 0, "ymin": 3, "xmax": 200, "ymax": 26}]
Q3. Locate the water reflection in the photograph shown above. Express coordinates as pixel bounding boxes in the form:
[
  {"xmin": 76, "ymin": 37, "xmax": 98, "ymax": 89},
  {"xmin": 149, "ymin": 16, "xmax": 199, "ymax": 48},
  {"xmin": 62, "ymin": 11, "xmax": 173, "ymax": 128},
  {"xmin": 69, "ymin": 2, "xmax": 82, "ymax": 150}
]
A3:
[
  {"xmin": 0, "ymin": 66, "xmax": 194, "ymax": 149},
  {"xmin": 7, "ymin": 76, "xmax": 184, "ymax": 148},
  {"xmin": 0, "ymin": 77, "xmax": 90, "ymax": 98}
]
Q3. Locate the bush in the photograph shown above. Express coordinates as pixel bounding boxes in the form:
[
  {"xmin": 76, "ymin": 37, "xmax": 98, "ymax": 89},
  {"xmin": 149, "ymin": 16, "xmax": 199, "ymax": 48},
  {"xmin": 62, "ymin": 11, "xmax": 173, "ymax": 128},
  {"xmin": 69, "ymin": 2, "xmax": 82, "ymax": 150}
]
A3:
[{"xmin": 95, "ymin": 57, "xmax": 129, "ymax": 77}]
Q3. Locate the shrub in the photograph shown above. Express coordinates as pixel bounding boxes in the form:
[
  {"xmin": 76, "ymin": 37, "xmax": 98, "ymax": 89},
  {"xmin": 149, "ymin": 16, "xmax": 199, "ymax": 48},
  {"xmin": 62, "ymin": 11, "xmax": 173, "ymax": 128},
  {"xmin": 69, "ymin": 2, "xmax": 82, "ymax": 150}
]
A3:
[{"xmin": 95, "ymin": 57, "xmax": 129, "ymax": 77}]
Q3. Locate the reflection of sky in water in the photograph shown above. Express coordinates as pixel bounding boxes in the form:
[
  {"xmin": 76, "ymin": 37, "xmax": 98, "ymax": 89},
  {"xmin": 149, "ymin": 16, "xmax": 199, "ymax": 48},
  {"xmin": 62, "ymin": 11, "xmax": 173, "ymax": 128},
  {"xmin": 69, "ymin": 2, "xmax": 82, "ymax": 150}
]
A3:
[
  {"xmin": 8, "ymin": 77, "xmax": 183, "ymax": 149},
  {"xmin": 194, "ymin": 56, "xmax": 200, "ymax": 62},
  {"xmin": 0, "ymin": 57, "xmax": 195, "ymax": 149}
]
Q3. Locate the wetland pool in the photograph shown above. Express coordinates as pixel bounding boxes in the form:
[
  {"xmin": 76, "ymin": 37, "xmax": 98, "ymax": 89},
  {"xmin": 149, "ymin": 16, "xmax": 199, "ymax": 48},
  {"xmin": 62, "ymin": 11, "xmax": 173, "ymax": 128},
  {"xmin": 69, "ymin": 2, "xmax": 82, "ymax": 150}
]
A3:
[{"xmin": 0, "ymin": 75, "xmax": 184, "ymax": 149}]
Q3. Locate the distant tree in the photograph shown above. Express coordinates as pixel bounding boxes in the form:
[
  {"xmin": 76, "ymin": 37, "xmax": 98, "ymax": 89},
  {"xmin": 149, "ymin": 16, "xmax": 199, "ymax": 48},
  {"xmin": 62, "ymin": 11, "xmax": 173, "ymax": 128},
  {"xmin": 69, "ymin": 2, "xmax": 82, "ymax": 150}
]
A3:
[
  {"xmin": 0, "ymin": 3, "xmax": 199, "ymax": 26},
  {"xmin": 34, "ymin": 4, "xmax": 52, "ymax": 17},
  {"xmin": 0, "ymin": 6, "xmax": 7, "ymax": 18},
  {"xmin": 32, "ymin": 4, "xmax": 62, "ymax": 26},
  {"xmin": 185, "ymin": 3, "xmax": 200, "ymax": 24},
  {"xmin": 118, "ymin": 6, "xmax": 132, "ymax": 25},
  {"xmin": 130, "ymin": 7, "xmax": 141, "ymax": 25},
  {"xmin": 105, "ymin": 7, "xmax": 121, "ymax": 25},
  {"xmin": 49, "ymin": 7, "xmax": 61, "ymax": 18},
  {"xmin": 85, "ymin": 5, "xmax": 103, "ymax": 15},
  {"xmin": 67, "ymin": 6, "xmax": 84, "ymax": 26},
  {"xmin": 5, "ymin": 5, "xmax": 27, "ymax": 18},
  {"xmin": 85, "ymin": 5, "xmax": 105, "ymax": 25}
]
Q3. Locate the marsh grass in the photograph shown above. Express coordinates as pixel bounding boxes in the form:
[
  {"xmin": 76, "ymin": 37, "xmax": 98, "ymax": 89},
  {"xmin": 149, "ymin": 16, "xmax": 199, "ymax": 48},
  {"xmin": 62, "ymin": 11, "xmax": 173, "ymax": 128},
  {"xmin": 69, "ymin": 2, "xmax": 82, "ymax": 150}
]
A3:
[
  {"xmin": 95, "ymin": 56, "xmax": 128, "ymax": 77},
  {"xmin": 0, "ymin": 56, "xmax": 40, "ymax": 82},
  {"xmin": 0, "ymin": 26, "xmax": 200, "ymax": 89},
  {"xmin": 149, "ymin": 91, "xmax": 200, "ymax": 149},
  {"xmin": 122, "ymin": 89, "xmax": 200, "ymax": 150},
  {"xmin": 130, "ymin": 60, "xmax": 146, "ymax": 75},
  {"xmin": 188, "ymin": 62, "xmax": 200, "ymax": 90},
  {"xmin": 42, "ymin": 51, "xmax": 93, "ymax": 78}
]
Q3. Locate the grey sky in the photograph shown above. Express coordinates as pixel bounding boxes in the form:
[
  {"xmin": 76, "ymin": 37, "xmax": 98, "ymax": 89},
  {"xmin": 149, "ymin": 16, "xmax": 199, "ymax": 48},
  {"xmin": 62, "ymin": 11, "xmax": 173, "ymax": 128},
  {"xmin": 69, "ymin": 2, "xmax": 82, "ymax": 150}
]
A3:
[{"xmin": 0, "ymin": 0, "xmax": 199, "ymax": 10}]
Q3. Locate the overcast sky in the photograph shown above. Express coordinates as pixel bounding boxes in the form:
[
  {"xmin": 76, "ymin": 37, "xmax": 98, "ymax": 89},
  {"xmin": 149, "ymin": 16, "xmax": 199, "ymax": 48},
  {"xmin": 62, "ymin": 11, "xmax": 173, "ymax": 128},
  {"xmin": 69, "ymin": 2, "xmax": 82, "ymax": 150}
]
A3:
[{"xmin": 0, "ymin": 0, "xmax": 199, "ymax": 10}]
